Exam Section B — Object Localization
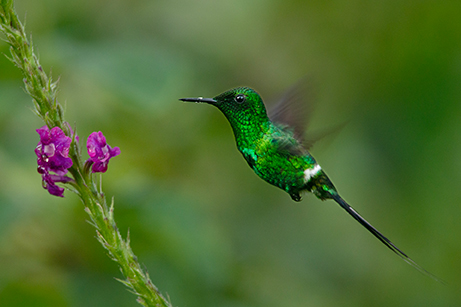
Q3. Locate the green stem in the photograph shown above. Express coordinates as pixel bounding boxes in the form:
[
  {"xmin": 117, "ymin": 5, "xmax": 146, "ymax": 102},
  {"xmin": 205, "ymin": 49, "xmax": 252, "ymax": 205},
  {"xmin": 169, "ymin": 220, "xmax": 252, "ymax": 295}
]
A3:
[{"xmin": 0, "ymin": 1, "xmax": 171, "ymax": 306}]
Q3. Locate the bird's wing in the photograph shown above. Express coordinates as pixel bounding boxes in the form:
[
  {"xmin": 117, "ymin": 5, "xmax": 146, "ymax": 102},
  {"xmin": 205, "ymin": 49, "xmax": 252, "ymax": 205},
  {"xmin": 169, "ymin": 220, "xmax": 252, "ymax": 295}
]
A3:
[
  {"xmin": 269, "ymin": 77, "xmax": 346, "ymax": 150},
  {"xmin": 268, "ymin": 77, "xmax": 314, "ymax": 144},
  {"xmin": 270, "ymin": 125, "xmax": 307, "ymax": 156}
]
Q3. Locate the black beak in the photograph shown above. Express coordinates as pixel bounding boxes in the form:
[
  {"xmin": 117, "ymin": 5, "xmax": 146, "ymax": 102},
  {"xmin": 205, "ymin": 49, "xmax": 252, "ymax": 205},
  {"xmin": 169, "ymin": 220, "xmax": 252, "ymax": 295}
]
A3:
[{"xmin": 179, "ymin": 97, "xmax": 217, "ymax": 104}]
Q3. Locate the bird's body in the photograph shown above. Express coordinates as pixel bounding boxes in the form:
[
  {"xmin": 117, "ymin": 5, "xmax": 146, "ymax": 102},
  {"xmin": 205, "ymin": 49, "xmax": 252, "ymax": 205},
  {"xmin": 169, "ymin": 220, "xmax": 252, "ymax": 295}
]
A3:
[
  {"xmin": 180, "ymin": 86, "xmax": 440, "ymax": 281},
  {"xmin": 201, "ymin": 87, "xmax": 333, "ymax": 202},
  {"xmin": 236, "ymin": 116, "xmax": 328, "ymax": 202}
]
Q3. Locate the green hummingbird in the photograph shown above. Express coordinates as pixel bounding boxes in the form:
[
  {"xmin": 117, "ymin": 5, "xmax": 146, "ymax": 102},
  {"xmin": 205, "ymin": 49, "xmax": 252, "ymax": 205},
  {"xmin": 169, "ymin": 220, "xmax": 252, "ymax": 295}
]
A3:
[{"xmin": 180, "ymin": 86, "xmax": 440, "ymax": 281}]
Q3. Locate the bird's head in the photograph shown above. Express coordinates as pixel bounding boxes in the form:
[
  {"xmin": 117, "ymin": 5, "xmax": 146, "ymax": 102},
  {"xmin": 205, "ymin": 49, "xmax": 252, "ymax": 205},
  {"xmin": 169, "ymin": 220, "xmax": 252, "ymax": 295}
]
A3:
[{"xmin": 180, "ymin": 87, "xmax": 269, "ymax": 128}]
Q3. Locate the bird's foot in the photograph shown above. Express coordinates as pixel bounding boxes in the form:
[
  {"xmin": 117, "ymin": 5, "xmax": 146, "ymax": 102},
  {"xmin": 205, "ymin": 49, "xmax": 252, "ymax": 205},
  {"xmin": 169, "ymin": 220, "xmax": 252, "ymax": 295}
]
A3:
[{"xmin": 290, "ymin": 193, "xmax": 302, "ymax": 202}]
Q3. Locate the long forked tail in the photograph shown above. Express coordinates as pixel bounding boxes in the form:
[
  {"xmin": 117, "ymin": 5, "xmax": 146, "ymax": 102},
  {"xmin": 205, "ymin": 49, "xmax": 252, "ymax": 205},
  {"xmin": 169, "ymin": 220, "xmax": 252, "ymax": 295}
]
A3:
[{"xmin": 330, "ymin": 193, "xmax": 443, "ymax": 283}]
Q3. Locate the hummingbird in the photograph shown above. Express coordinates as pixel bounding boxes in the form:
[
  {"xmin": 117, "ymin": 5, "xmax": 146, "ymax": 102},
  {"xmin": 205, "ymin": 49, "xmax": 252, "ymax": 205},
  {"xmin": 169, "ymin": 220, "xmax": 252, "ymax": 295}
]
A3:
[{"xmin": 180, "ymin": 86, "xmax": 440, "ymax": 281}]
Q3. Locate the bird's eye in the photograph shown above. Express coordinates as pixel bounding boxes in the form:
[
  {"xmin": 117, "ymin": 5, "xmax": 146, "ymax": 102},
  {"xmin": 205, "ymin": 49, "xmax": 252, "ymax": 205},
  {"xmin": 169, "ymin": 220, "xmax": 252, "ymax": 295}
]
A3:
[{"xmin": 235, "ymin": 94, "xmax": 246, "ymax": 104}]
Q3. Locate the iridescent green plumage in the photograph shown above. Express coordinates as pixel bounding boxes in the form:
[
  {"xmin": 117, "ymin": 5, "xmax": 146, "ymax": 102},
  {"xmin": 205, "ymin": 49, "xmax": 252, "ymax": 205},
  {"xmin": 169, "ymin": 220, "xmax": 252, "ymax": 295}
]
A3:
[
  {"xmin": 180, "ymin": 87, "xmax": 441, "ymax": 282},
  {"xmin": 212, "ymin": 87, "xmax": 322, "ymax": 201}
]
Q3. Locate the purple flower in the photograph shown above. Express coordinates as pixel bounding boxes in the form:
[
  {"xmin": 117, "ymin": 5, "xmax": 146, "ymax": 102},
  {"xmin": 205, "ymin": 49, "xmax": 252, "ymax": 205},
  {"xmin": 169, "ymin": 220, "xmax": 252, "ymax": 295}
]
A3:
[
  {"xmin": 42, "ymin": 173, "xmax": 74, "ymax": 197},
  {"xmin": 35, "ymin": 126, "xmax": 73, "ymax": 174},
  {"xmin": 86, "ymin": 131, "xmax": 120, "ymax": 173},
  {"xmin": 35, "ymin": 125, "xmax": 75, "ymax": 197}
]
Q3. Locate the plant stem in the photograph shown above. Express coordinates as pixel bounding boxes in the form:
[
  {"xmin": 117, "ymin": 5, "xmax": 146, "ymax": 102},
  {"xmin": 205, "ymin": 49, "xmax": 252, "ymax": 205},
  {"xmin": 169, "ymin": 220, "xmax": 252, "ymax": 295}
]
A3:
[{"xmin": 0, "ymin": 1, "xmax": 171, "ymax": 306}]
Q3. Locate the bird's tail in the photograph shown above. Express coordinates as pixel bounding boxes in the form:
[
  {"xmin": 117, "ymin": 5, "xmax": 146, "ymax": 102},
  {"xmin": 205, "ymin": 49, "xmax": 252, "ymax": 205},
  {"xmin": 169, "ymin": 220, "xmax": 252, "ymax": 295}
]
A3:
[{"xmin": 330, "ymin": 193, "xmax": 443, "ymax": 283}]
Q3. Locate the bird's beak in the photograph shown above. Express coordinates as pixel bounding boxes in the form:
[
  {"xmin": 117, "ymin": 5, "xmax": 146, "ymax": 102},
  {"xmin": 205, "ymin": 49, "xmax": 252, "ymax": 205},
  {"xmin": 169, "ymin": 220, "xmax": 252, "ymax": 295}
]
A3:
[{"xmin": 179, "ymin": 97, "xmax": 217, "ymax": 104}]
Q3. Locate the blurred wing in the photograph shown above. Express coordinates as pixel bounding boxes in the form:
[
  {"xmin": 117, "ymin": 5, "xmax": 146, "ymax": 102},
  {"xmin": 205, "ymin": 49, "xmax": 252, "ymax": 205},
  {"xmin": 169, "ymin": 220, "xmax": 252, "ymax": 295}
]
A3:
[
  {"xmin": 270, "ymin": 127, "xmax": 307, "ymax": 156},
  {"xmin": 269, "ymin": 77, "xmax": 346, "ymax": 150},
  {"xmin": 269, "ymin": 77, "xmax": 315, "ymax": 143},
  {"xmin": 302, "ymin": 121, "xmax": 349, "ymax": 150}
]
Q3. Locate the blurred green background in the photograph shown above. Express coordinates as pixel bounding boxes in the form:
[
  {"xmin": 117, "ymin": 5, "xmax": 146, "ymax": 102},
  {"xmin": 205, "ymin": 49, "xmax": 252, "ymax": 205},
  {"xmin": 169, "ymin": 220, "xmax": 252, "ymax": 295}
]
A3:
[{"xmin": 1, "ymin": 0, "xmax": 460, "ymax": 306}]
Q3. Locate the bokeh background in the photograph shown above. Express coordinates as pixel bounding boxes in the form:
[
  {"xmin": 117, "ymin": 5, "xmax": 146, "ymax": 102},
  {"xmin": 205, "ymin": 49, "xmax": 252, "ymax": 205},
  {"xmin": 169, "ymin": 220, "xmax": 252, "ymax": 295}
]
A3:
[{"xmin": 1, "ymin": 0, "xmax": 460, "ymax": 306}]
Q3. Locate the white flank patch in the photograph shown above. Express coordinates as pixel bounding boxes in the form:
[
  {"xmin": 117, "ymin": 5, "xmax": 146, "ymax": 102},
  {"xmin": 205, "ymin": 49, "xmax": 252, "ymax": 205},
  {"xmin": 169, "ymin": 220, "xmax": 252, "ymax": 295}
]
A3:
[{"xmin": 304, "ymin": 164, "xmax": 322, "ymax": 182}]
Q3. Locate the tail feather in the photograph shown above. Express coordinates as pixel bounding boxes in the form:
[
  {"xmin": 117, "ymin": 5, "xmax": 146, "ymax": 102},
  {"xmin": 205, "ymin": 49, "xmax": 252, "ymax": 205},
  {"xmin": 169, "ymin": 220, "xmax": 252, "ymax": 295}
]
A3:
[{"xmin": 330, "ymin": 193, "xmax": 443, "ymax": 283}]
